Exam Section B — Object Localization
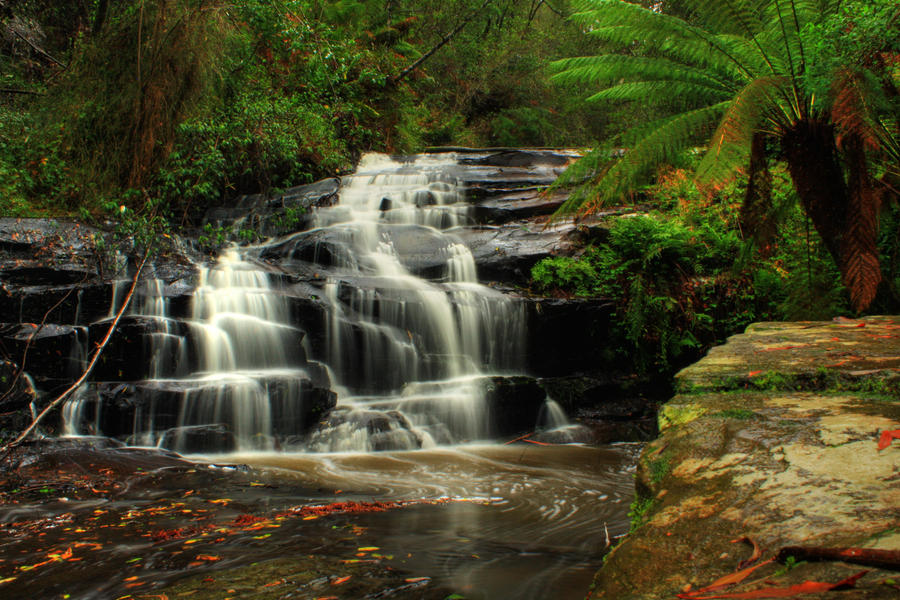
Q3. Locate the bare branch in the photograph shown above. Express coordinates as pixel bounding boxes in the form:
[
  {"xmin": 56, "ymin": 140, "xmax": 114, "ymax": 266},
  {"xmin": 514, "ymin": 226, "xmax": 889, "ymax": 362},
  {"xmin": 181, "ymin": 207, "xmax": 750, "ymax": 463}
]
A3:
[{"xmin": 0, "ymin": 250, "xmax": 150, "ymax": 455}]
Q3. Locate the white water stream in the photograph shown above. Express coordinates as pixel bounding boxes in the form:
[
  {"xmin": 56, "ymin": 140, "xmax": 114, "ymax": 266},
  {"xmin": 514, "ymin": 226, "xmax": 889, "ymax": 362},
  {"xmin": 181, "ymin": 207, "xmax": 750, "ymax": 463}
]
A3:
[{"xmin": 65, "ymin": 153, "xmax": 540, "ymax": 453}]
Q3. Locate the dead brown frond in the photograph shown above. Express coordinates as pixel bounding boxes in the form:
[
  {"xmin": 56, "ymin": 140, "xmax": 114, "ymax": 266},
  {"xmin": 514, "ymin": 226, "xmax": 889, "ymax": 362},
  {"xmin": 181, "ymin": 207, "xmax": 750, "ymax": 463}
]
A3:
[
  {"xmin": 840, "ymin": 133, "xmax": 883, "ymax": 311},
  {"xmin": 832, "ymin": 68, "xmax": 882, "ymax": 154}
]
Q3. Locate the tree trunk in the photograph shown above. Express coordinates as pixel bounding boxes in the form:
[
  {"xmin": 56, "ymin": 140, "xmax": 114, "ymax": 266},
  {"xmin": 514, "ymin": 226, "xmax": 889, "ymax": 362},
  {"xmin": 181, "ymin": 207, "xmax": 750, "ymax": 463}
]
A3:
[
  {"xmin": 781, "ymin": 119, "xmax": 847, "ymax": 265},
  {"xmin": 783, "ymin": 119, "xmax": 885, "ymax": 311},
  {"xmin": 740, "ymin": 132, "xmax": 775, "ymax": 255},
  {"xmin": 93, "ymin": 0, "xmax": 110, "ymax": 34}
]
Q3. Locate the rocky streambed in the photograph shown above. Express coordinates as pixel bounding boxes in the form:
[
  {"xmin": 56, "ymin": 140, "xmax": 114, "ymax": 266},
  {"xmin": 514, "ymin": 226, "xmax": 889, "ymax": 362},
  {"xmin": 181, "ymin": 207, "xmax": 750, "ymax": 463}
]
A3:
[{"xmin": 592, "ymin": 317, "xmax": 900, "ymax": 599}]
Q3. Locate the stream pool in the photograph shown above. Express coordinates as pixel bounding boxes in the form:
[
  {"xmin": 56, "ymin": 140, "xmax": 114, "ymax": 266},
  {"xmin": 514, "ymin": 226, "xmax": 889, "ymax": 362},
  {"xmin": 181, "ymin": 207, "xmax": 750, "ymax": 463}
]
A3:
[{"xmin": 0, "ymin": 442, "xmax": 638, "ymax": 599}]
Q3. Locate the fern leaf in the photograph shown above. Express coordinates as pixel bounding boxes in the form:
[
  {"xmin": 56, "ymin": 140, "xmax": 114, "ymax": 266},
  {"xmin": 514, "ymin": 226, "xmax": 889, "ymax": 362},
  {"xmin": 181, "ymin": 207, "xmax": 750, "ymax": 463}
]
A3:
[
  {"xmin": 696, "ymin": 76, "xmax": 789, "ymax": 185},
  {"xmin": 581, "ymin": 101, "xmax": 730, "ymax": 211},
  {"xmin": 585, "ymin": 81, "xmax": 729, "ymax": 105}
]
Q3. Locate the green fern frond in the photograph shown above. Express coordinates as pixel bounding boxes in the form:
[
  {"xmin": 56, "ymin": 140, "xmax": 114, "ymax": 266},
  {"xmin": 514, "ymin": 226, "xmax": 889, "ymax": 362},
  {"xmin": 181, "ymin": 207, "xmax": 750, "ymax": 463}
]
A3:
[
  {"xmin": 550, "ymin": 55, "xmax": 729, "ymax": 90},
  {"xmin": 584, "ymin": 102, "xmax": 730, "ymax": 209},
  {"xmin": 696, "ymin": 76, "xmax": 791, "ymax": 185},
  {"xmin": 683, "ymin": 0, "xmax": 766, "ymax": 38},
  {"xmin": 585, "ymin": 81, "xmax": 729, "ymax": 105}
]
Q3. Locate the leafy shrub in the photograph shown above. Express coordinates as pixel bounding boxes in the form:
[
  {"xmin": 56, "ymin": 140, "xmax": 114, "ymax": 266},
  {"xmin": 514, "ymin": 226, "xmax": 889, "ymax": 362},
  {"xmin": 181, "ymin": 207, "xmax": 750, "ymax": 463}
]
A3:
[{"xmin": 531, "ymin": 255, "xmax": 599, "ymax": 296}]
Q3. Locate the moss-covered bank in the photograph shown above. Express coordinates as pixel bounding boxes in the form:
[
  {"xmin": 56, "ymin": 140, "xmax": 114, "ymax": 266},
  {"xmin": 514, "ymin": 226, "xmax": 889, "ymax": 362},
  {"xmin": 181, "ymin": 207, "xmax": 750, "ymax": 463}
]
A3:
[{"xmin": 590, "ymin": 316, "xmax": 900, "ymax": 599}]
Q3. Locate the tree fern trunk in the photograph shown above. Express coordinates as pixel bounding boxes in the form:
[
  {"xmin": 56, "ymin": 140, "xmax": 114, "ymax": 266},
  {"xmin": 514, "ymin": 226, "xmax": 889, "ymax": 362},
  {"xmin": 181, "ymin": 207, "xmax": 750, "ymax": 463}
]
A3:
[
  {"xmin": 783, "ymin": 119, "xmax": 885, "ymax": 311},
  {"xmin": 740, "ymin": 132, "xmax": 775, "ymax": 255},
  {"xmin": 781, "ymin": 119, "xmax": 847, "ymax": 266}
]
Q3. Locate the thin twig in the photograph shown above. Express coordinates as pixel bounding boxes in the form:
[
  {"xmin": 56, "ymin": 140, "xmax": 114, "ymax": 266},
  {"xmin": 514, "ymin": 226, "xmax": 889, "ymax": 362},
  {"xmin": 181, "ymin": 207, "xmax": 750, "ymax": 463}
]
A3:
[
  {"xmin": 0, "ymin": 87, "xmax": 45, "ymax": 96},
  {"xmin": 0, "ymin": 271, "xmax": 89, "ymax": 404},
  {"xmin": 11, "ymin": 29, "xmax": 67, "ymax": 68}
]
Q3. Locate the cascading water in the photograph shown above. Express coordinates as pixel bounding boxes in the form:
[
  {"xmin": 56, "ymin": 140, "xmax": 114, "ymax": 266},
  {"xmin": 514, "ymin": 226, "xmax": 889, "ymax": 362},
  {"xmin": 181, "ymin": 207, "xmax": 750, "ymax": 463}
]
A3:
[
  {"xmin": 64, "ymin": 251, "xmax": 334, "ymax": 453},
  {"xmin": 64, "ymin": 153, "xmax": 533, "ymax": 453},
  {"xmin": 306, "ymin": 153, "xmax": 526, "ymax": 451},
  {"xmin": 48, "ymin": 151, "xmax": 638, "ymax": 600}
]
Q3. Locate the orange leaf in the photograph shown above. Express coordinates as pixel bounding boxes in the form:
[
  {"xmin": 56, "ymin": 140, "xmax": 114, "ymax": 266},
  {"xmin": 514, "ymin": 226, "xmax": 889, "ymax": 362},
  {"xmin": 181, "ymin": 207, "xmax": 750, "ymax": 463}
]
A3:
[
  {"xmin": 693, "ymin": 559, "xmax": 774, "ymax": 593},
  {"xmin": 332, "ymin": 575, "xmax": 352, "ymax": 585},
  {"xmin": 678, "ymin": 570, "xmax": 868, "ymax": 599},
  {"xmin": 748, "ymin": 370, "xmax": 763, "ymax": 377},
  {"xmin": 730, "ymin": 537, "xmax": 762, "ymax": 568},
  {"xmin": 877, "ymin": 429, "xmax": 900, "ymax": 451}
]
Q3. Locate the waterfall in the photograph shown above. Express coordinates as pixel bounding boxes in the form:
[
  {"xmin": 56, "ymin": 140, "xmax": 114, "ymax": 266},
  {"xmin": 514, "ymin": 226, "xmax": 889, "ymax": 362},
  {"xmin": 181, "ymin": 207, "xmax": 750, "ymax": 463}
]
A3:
[
  {"xmin": 306, "ymin": 154, "xmax": 525, "ymax": 451},
  {"xmin": 65, "ymin": 153, "xmax": 535, "ymax": 453}
]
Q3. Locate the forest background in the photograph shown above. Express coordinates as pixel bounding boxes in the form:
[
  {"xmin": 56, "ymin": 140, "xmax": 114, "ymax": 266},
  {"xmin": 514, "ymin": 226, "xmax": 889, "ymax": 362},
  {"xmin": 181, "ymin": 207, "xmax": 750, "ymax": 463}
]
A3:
[{"xmin": 1, "ymin": 0, "xmax": 898, "ymax": 376}]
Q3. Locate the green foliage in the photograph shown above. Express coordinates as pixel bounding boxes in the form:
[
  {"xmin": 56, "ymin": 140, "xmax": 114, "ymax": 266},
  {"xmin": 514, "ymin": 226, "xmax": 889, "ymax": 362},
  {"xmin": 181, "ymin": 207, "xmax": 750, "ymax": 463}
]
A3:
[
  {"xmin": 531, "ymin": 158, "xmax": 861, "ymax": 373},
  {"xmin": 198, "ymin": 223, "xmax": 229, "ymax": 253},
  {"xmin": 3, "ymin": 0, "xmax": 609, "ymax": 221},
  {"xmin": 627, "ymin": 496, "xmax": 656, "ymax": 532},
  {"xmin": 532, "ymin": 205, "xmax": 750, "ymax": 372},
  {"xmin": 773, "ymin": 555, "xmax": 807, "ymax": 577},
  {"xmin": 552, "ymin": 0, "xmax": 900, "ymax": 312},
  {"xmin": 648, "ymin": 454, "xmax": 671, "ymax": 484},
  {"xmin": 531, "ymin": 255, "xmax": 600, "ymax": 296}
]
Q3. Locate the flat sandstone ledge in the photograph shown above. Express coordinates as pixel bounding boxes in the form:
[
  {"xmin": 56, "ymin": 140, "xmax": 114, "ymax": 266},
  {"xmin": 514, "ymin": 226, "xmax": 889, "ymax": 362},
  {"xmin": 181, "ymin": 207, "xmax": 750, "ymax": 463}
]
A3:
[{"xmin": 590, "ymin": 317, "xmax": 900, "ymax": 599}]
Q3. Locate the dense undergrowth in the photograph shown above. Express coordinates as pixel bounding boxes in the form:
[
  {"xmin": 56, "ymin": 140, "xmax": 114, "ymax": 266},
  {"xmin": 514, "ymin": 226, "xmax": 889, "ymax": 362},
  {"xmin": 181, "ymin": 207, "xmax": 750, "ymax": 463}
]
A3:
[
  {"xmin": 0, "ymin": 0, "xmax": 605, "ymax": 225},
  {"xmin": 530, "ymin": 162, "xmax": 900, "ymax": 375}
]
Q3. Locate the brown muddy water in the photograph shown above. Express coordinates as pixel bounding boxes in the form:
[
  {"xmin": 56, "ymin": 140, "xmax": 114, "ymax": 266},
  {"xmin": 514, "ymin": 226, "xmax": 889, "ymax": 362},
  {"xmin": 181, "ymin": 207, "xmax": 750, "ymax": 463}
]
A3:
[{"xmin": 0, "ymin": 442, "xmax": 638, "ymax": 600}]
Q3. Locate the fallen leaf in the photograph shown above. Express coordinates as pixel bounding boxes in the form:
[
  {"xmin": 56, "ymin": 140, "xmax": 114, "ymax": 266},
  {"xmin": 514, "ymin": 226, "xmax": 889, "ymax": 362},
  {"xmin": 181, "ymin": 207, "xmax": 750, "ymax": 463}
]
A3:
[
  {"xmin": 693, "ymin": 559, "xmax": 774, "ymax": 593},
  {"xmin": 877, "ymin": 429, "xmax": 900, "ymax": 451},
  {"xmin": 678, "ymin": 570, "xmax": 868, "ymax": 599},
  {"xmin": 331, "ymin": 576, "xmax": 352, "ymax": 585},
  {"xmin": 730, "ymin": 537, "xmax": 763, "ymax": 568}
]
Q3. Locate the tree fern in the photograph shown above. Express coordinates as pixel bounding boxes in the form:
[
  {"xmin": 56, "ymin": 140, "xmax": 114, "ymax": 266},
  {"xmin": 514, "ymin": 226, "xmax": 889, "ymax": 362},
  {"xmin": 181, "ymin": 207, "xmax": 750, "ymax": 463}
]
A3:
[{"xmin": 553, "ymin": 0, "xmax": 899, "ymax": 310}]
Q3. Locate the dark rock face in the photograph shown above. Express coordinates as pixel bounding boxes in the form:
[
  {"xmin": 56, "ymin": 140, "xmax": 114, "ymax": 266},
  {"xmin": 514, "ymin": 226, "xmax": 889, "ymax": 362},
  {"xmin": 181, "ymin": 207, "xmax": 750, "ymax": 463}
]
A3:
[
  {"xmin": 523, "ymin": 298, "xmax": 616, "ymax": 376},
  {"xmin": 158, "ymin": 424, "xmax": 237, "ymax": 454},
  {"xmin": 203, "ymin": 177, "xmax": 340, "ymax": 237},
  {"xmin": 480, "ymin": 375, "xmax": 547, "ymax": 436},
  {"xmin": 0, "ymin": 150, "xmax": 661, "ymax": 451}
]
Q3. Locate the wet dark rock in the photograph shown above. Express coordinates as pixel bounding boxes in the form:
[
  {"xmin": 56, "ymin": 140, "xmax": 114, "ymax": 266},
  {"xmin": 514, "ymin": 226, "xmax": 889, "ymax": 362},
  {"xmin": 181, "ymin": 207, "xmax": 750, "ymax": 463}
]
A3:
[
  {"xmin": 203, "ymin": 177, "xmax": 340, "ymax": 237},
  {"xmin": 0, "ymin": 323, "xmax": 87, "ymax": 385},
  {"xmin": 479, "ymin": 375, "xmax": 547, "ymax": 436},
  {"xmin": 0, "ymin": 359, "xmax": 37, "ymax": 440},
  {"xmin": 455, "ymin": 221, "xmax": 579, "ymax": 285},
  {"xmin": 157, "ymin": 424, "xmax": 237, "ymax": 454},
  {"xmin": 524, "ymin": 297, "xmax": 616, "ymax": 376},
  {"xmin": 473, "ymin": 190, "xmax": 568, "ymax": 224},
  {"xmin": 0, "ymin": 281, "xmax": 115, "ymax": 326},
  {"xmin": 88, "ymin": 316, "xmax": 194, "ymax": 382},
  {"xmin": 457, "ymin": 149, "xmax": 575, "ymax": 168}
]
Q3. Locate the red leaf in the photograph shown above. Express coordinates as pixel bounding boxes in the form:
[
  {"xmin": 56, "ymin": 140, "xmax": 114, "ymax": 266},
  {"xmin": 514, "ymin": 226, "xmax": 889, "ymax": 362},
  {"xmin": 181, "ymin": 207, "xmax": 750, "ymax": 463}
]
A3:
[
  {"xmin": 682, "ymin": 560, "xmax": 773, "ymax": 595},
  {"xmin": 748, "ymin": 370, "xmax": 763, "ymax": 377},
  {"xmin": 877, "ymin": 429, "xmax": 900, "ymax": 451},
  {"xmin": 678, "ymin": 571, "xmax": 868, "ymax": 599}
]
